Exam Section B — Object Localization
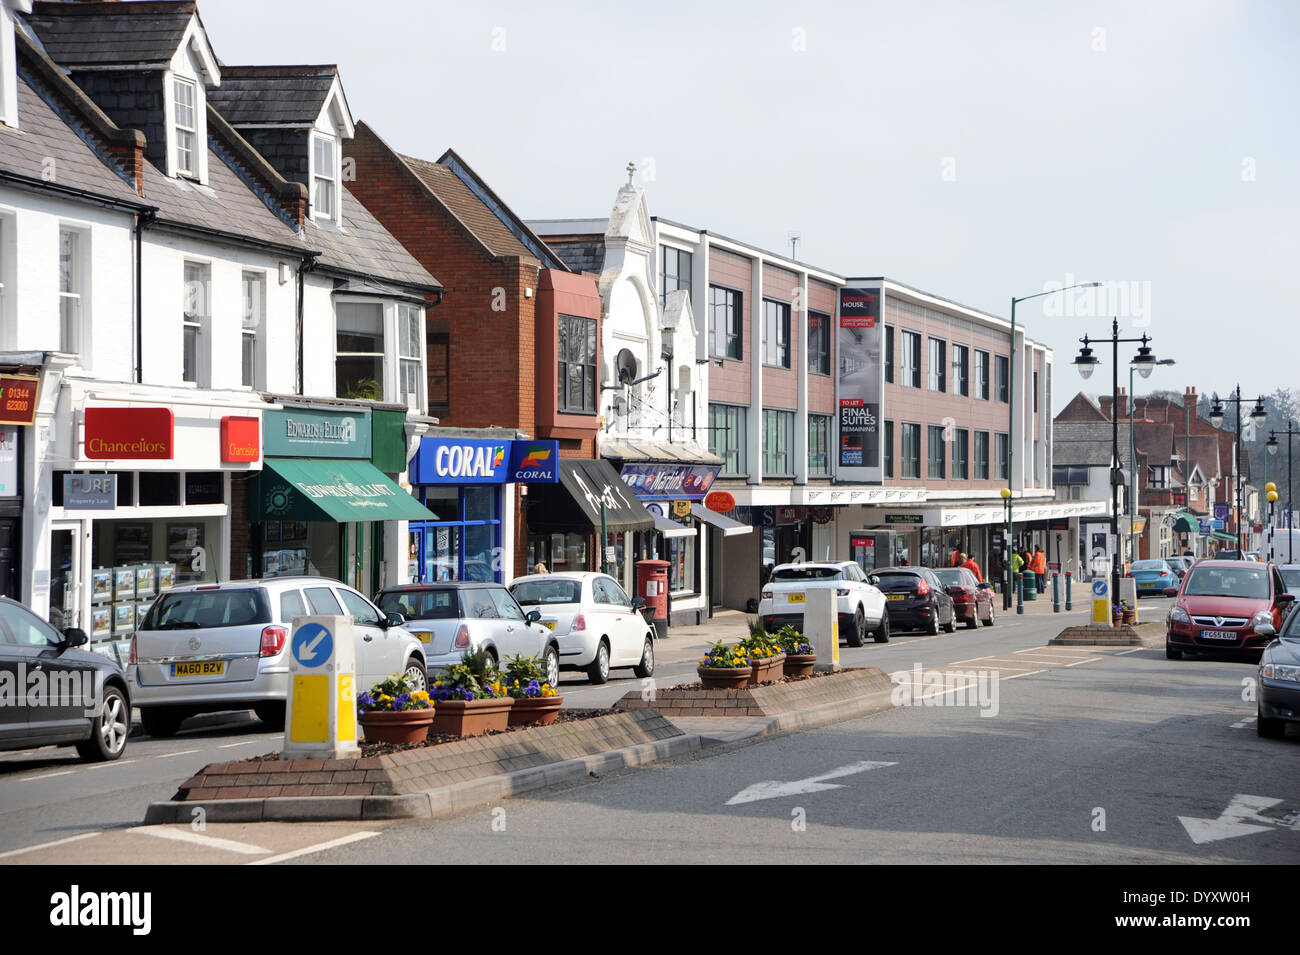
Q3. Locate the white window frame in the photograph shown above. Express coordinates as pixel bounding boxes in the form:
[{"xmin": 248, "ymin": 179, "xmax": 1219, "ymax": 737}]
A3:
[
  {"xmin": 58, "ymin": 225, "xmax": 89, "ymax": 362},
  {"xmin": 173, "ymin": 76, "xmax": 198, "ymax": 179},
  {"xmin": 182, "ymin": 260, "xmax": 211, "ymax": 386},
  {"xmin": 335, "ymin": 298, "xmax": 386, "ymax": 401},
  {"xmin": 311, "ymin": 133, "xmax": 338, "ymax": 223},
  {"xmin": 241, "ymin": 270, "xmax": 266, "ymax": 390},
  {"xmin": 397, "ymin": 302, "xmax": 426, "ymax": 413}
]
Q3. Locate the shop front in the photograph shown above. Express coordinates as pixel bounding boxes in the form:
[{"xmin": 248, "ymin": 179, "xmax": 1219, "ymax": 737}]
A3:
[
  {"xmin": 407, "ymin": 435, "xmax": 559, "ymax": 583},
  {"xmin": 0, "ymin": 370, "xmax": 38, "ymax": 600},
  {"xmin": 246, "ymin": 406, "xmax": 432, "ymax": 596}
]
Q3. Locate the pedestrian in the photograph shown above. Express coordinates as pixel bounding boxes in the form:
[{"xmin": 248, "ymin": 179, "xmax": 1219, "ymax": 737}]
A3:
[
  {"xmin": 961, "ymin": 552, "xmax": 983, "ymax": 583},
  {"xmin": 1010, "ymin": 548, "xmax": 1025, "ymax": 588},
  {"xmin": 900, "ymin": 556, "xmax": 911, "ymax": 567},
  {"xmin": 1032, "ymin": 546, "xmax": 1047, "ymax": 593},
  {"xmin": 950, "ymin": 546, "xmax": 963, "ymax": 567},
  {"xmin": 533, "ymin": 561, "xmax": 549, "ymax": 575}
]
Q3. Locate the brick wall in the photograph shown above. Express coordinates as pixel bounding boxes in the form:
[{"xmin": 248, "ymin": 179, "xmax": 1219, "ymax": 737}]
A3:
[
  {"xmin": 707, "ymin": 247, "xmax": 752, "ymax": 405},
  {"xmin": 807, "ymin": 280, "xmax": 836, "ymax": 414}
]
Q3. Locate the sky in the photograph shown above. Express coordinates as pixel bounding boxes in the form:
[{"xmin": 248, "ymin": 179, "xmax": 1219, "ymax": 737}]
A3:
[{"xmin": 200, "ymin": 0, "xmax": 1300, "ymax": 412}]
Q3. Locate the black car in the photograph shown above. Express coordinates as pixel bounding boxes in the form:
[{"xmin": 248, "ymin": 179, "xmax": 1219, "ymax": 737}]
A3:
[
  {"xmin": 873, "ymin": 567, "xmax": 957, "ymax": 635},
  {"xmin": 0, "ymin": 597, "xmax": 131, "ymax": 761},
  {"xmin": 1255, "ymin": 609, "xmax": 1300, "ymax": 739}
]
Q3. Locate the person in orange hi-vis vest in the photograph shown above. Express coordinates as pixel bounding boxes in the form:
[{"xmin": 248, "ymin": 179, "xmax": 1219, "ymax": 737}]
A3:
[
  {"xmin": 960, "ymin": 553, "xmax": 983, "ymax": 583},
  {"xmin": 1031, "ymin": 546, "xmax": 1047, "ymax": 593}
]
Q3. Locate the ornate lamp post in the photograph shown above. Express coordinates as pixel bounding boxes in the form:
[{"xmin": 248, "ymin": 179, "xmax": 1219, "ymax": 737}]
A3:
[
  {"xmin": 1208, "ymin": 389, "xmax": 1267, "ymax": 553},
  {"xmin": 1267, "ymin": 420, "xmax": 1297, "ymax": 563}
]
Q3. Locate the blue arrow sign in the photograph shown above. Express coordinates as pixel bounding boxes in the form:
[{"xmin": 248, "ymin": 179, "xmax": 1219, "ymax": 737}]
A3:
[
  {"xmin": 292, "ymin": 623, "xmax": 333, "ymax": 669},
  {"xmin": 1091, "ymin": 580, "xmax": 1108, "ymax": 597}
]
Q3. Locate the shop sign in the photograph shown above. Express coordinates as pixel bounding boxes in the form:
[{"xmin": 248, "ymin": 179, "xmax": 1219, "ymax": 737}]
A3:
[
  {"xmin": 264, "ymin": 408, "xmax": 370, "ymax": 459},
  {"xmin": 0, "ymin": 374, "xmax": 39, "ymax": 426},
  {"xmin": 885, "ymin": 514, "xmax": 924, "ymax": 525},
  {"xmin": 1213, "ymin": 503, "xmax": 1229, "ymax": 521},
  {"xmin": 836, "ymin": 285, "xmax": 883, "ymax": 480},
  {"xmin": 1199, "ymin": 520, "xmax": 1212, "ymax": 534},
  {"xmin": 0, "ymin": 426, "xmax": 16, "ymax": 497},
  {"xmin": 412, "ymin": 437, "xmax": 510, "ymax": 484},
  {"xmin": 619, "ymin": 463, "xmax": 719, "ymax": 501},
  {"xmin": 1172, "ymin": 490, "xmax": 1187, "ymax": 507},
  {"xmin": 704, "ymin": 490, "xmax": 736, "ymax": 513},
  {"xmin": 776, "ymin": 506, "xmax": 807, "ymax": 524},
  {"xmin": 671, "ymin": 500, "xmax": 692, "ymax": 518},
  {"xmin": 84, "ymin": 407, "xmax": 174, "ymax": 460},
  {"xmin": 220, "ymin": 416, "xmax": 261, "ymax": 463},
  {"xmin": 63, "ymin": 473, "xmax": 117, "ymax": 510},
  {"xmin": 508, "ymin": 441, "xmax": 560, "ymax": 483},
  {"xmin": 1212, "ymin": 519, "xmax": 1224, "ymax": 530}
]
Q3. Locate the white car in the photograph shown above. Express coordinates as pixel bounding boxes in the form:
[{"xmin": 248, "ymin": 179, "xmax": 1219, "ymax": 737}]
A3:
[
  {"xmin": 509, "ymin": 573, "xmax": 655, "ymax": 684},
  {"xmin": 758, "ymin": 561, "xmax": 889, "ymax": 645}
]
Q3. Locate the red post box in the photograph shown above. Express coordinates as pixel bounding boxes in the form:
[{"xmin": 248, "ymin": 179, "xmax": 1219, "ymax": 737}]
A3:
[{"xmin": 635, "ymin": 559, "xmax": 670, "ymax": 642}]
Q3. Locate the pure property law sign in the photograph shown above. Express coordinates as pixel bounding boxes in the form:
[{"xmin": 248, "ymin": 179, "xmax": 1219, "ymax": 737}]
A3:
[{"xmin": 836, "ymin": 284, "xmax": 884, "ymax": 483}]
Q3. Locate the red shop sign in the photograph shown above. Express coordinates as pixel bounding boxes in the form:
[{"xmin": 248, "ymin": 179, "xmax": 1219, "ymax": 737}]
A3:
[
  {"xmin": 84, "ymin": 407, "xmax": 174, "ymax": 460},
  {"xmin": 0, "ymin": 374, "xmax": 39, "ymax": 426},
  {"xmin": 704, "ymin": 490, "xmax": 736, "ymax": 514},
  {"xmin": 221, "ymin": 416, "xmax": 260, "ymax": 462}
]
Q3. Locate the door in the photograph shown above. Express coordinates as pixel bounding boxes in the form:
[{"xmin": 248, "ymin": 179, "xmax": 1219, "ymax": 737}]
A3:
[
  {"xmin": 48, "ymin": 525, "xmax": 81, "ymax": 631},
  {"xmin": 593, "ymin": 576, "xmax": 638, "ymax": 664},
  {"xmin": 0, "ymin": 599, "xmax": 91, "ymax": 744},
  {"xmin": 0, "ymin": 517, "xmax": 19, "ymax": 601},
  {"xmin": 0, "ymin": 609, "xmax": 29, "ymax": 744},
  {"xmin": 489, "ymin": 587, "xmax": 533, "ymax": 658},
  {"xmin": 335, "ymin": 586, "xmax": 394, "ymax": 684}
]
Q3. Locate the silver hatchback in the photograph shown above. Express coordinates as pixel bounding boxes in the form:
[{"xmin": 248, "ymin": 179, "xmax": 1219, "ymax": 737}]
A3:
[{"xmin": 128, "ymin": 577, "xmax": 427, "ymax": 738}]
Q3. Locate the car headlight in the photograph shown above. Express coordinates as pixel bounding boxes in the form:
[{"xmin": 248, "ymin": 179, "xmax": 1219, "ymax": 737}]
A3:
[
  {"xmin": 1170, "ymin": 605, "xmax": 1190, "ymax": 624},
  {"xmin": 1251, "ymin": 610, "xmax": 1274, "ymax": 627},
  {"xmin": 1261, "ymin": 663, "xmax": 1300, "ymax": 683}
]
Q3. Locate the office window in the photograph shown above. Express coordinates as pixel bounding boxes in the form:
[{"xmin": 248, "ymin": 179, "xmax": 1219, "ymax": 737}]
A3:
[
  {"xmin": 174, "ymin": 77, "xmax": 196, "ymax": 177},
  {"xmin": 763, "ymin": 409, "xmax": 794, "ymax": 475},
  {"xmin": 952, "ymin": 344, "xmax": 969, "ymax": 397},
  {"xmin": 884, "ymin": 325, "xmax": 894, "ymax": 383},
  {"xmin": 995, "ymin": 432, "xmax": 1009, "ymax": 480},
  {"xmin": 336, "ymin": 301, "xmax": 384, "ymax": 399},
  {"xmin": 884, "ymin": 420, "xmax": 894, "ymax": 478},
  {"xmin": 1033, "ymin": 371, "xmax": 1039, "ymax": 413},
  {"xmin": 995, "ymin": 354, "xmax": 1009, "ymax": 403},
  {"xmin": 762, "ymin": 299, "xmax": 791, "ymax": 368},
  {"xmin": 974, "ymin": 430, "xmax": 990, "ymax": 480},
  {"xmin": 901, "ymin": 423, "xmax": 921, "ymax": 478},
  {"xmin": 808, "ymin": 312, "xmax": 831, "ymax": 375},
  {"xmin": 59, "ymin": 228, "xmax": 81, "ymax": 354},
  {"xmin": 241, "ymin": 271, "xmax": 264, "ymax": 389},
  {"xmin": 557, "ymin": 313, "xmax": 597, "ymax": 413},
  {"xmin": 900, "ymin": 331, "xmax": 921, "ymax": 387},
  {"xmin": 709, "ymin": 403, "xmax": 747, "ymax": 476},
  {"xmin": 974, "ymin": 349, "xmax": 990, "ymax": 400},
  {"xmin": 928, "ymin": 425, "xmax": 947, "ymax": 479},
  {"xmin": 809, "ymin": 414, "xmax": 832, "ymax": 476},
  {"xmin": 954, "ymin": 428, "xmax": 969, "ymax": 480},
  {"xmin": 399, "ymin": 303, "xmax": 424, "ymax": 411},
  {"xmin": 928, "ymin": 338, "xmax": 946, "ymax": 392},
  {"xmin": 182, "ymin": 261, "xmax": 209, "ymax": 385},
  {"xmin": 709, "ymin": 286, "xmax": 742, "ymax": 360},
  {"xmin": 661, "ymin": 246, "xmax": 692, "ymax": 308},
  {"xmin": 313, "ymin": 135, "xmax": 337, "ymax": 221}
]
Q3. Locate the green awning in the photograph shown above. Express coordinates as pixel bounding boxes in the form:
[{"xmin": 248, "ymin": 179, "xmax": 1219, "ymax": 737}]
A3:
[
  {"xmin": 252, "ymin": 458, "xmax": 436, "ymax": 523},
  {"xmin": 1173, "ymin": 515, "xmax": 1198, "ymax": 534},
  {"xmin": 1210, "ymin": 530, "xmax": 1238, "ymax": 543}
]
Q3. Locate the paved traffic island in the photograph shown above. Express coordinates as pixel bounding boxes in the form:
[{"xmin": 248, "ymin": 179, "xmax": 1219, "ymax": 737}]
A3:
[
  {"xmin": 615, "ymin": 667, "xmax": 895, "ymax": 717},
  {"xmin": 1049, "ymin": 623, "xmax": 1146, "ymax": 646}
]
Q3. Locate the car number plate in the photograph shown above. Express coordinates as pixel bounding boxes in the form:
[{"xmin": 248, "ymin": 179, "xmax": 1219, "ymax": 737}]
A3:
[
  {"xmin": 172, "ymin": 661, "xmax": 224, "ymax": 677},
  {"xmin": 1200, "ymin": 630, "xmax": 1237, "ymax": 641},
  {"xmin": 413, "ymin": 632, "xmax": 432, "ymax": 644},
  {"xmin": 542, "ymin": 620, "xmax": 557, "ymax": 630},
  {"xmin": 887, "ymin": 594, "xmax": 905, "ymax": 602},
  {"xmin": 786, "ymin": 593, "xmax": 805, "ymax": 603}
]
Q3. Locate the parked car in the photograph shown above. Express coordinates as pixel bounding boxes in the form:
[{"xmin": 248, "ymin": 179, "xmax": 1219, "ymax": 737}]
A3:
[
  {"xmin": 130, "ymin": 577, "xmax": 428, "ymax": 738},
  {"xmin": 1165, "ymin": 560, "xmax": 1296, "ymax": 661},
  {"xmin": 1254, "ymin": 610, "xmax": 1300, "ymax": 738},
  {"xmin": 508, "ymin": 573, "xmax": 652, "ymax": 685},
  {"xmin": 873, "ymin": 566, "xmax": 956, "ymax": 635},
  {"xmin": 758, "ymin": 561, "xmax": 888, "ymax": 646},
  {"xmin": 1278, "ymin": 564, "xmax": 1300, "ymax": 599},
  {"xmin": 1165, "ymin": 556, "xmax": 1192, "ymax": 579},
  {"xmin": 379, "ymin": 581, "xmax": 561, "ymax": 687},
  {"xmin": 0, "ymin": 597, "xmax": 130, "ymax": 761},
  {"xmin": 1127, "ymin": 558, "xmax": 1180, "ymax": 597},
  {"xmin": 933, "ymin": 567, "xmax": 995, "ymax": 629}
]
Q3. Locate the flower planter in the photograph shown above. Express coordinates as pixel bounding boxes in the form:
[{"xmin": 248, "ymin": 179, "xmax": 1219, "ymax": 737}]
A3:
[
  {"xmin": 698, "ymin": 666, "xmax": 752, "ymax": 689},
  {"xmin": 782, "ymin": 654, "xmax": 817, "ymax": 679},
  {"xmin": 748, "ymin": 653, "xmax": 786, "ymax": 686},
  {"xmin": 430, "ymin": 697, "xmax": 513, "ymax": 737},
  {"xmin": 358, "ymin": 708, "xmax": 434, "ymax": 744},
  {"xmin": 507, "ymin": 696, "xmax": 564, "ymax": 726},
  {"xmin": 1121, "ymin": 610, "xmax": 1137, "ymax": 625},
  {"xmin": 1111, "ymin": 613, "xmax": 1123, "ymax": 628}
]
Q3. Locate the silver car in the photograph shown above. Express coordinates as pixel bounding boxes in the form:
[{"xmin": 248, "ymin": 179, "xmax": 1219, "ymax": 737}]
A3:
[
  {"xmin": 129, "ymin": 577, "xmax": 427, "ymax": 738},
  {"xmin": 375, "ymin": 582, "xmax": 561, "ymax": 687}
]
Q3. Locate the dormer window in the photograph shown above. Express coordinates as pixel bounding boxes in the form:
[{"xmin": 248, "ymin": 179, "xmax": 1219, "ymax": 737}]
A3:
[
  {"xmin": 174, "ymin": 77, "xmax": 198, "ymax": 178},
  {"xmin": 313, "ymin": 135, "xmax": 337, "ymax": 221}
]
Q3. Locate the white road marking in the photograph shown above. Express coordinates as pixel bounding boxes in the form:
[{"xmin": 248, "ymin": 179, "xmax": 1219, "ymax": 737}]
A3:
[
  {"xmin": 1230, "ymin": 716, "xmax": 1257, "ymax": 729},
  {"xmin": 727, "ymin": 761, "xmax": 898, "ymax": 805},
  {"xmin": 23, "ymin": 770, "xmax": 75, "ymax": 781},
  {"xmin": 218, "ymin": 741, "xmax": 259, "ymax": 749},
  {"xmin": 0, "ymin": 831, "xmax": 101, "ymax": 859},
  {"xmin": 85, "ymin": 759, "xmax": 136, "ymax": 770},
  {"xmin": 247, "ymin": 831, "xmax": 380, "ymax": 865},
  {"xmin": 154, "ymin": 749, "xmax": 200, "ymax": 759},
  {"xmin": 1115, "ymin": 647, "xmax": 1146, "ymax": 655},
  {"xmin": 127, "ymin": 825, "xmax": 270, "ymax": 855},
  {"xmin": 1179, "ymin": 794, "xmax": 1299, "ymax": 845},
  {"xmin": 1062, "ymin": 657, "xmax": 1101, "ymax": 666},
  {"xmin": 1002, "ymin": 669, "xmax": 1047, "ymax": 680}
]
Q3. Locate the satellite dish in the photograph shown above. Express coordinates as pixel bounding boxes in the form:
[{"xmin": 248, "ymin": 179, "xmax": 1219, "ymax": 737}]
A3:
[{"xmin": 616, "ymin": 349, "xmax": 639, "ymax": 385}]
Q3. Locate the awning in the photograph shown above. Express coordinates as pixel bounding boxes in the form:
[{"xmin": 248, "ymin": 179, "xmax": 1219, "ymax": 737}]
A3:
[
  {"xmin": 1211, "ymin": 530, "xmax": 1239, "ymax": 543},
  {"xmin": 528, "ymin": 459, "xmax": 654, "ymax": 533},
  {"xmin": 252, "ymin": 459, "xmax": 436, "ymax": 522},
  {"xmin": 653, "ymin": 513, "xmax": 694, "ymax": 538},
  {"xmin": 601, "ymin": 439, "xmax": 722, "ymax": 466},
  {"xmin": 690, "ymin": 503, "xmax": 753, "ymax": 536},
  {"xmin": 1173, "ymin": 515, "xmax": 1198, "ymax": 534}
]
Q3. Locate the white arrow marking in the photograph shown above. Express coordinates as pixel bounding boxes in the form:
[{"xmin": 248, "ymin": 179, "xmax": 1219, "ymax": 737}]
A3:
[
  {"xmin": 726, "ymin": 760, "xmax": 897, "ymax": 805},
  {"xmin": 298, "ymin": 631, "xmax": 326, "ymax": 661},
  {"xmin": 1178, "ymin": 794, "xmax": 1297, "ymax": 845}
]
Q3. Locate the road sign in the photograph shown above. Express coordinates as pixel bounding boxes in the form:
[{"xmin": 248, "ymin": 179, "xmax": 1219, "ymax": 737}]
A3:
[
  {"xmin": 284, "ymin": 615, "xmax": 358, "ymax": 759},
  {"xmin": 291, "ymin": 622, "xmax": 333, "ymax": 669},
  {"xmin": 1091, "ymin": 578, "xmax": 1110, "ymax": 624},
  {"xmin": 1091, "ymin": 580, "xmax": 1108, "ymax": 597},
  {"xmin": 726, "ymin": 760, "xmax": 897, "ymax": 805}
]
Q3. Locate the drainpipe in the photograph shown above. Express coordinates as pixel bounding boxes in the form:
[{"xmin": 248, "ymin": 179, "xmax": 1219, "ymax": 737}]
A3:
[
  {"xmin": 133, "ymin": 209, "xmax": 155, "ymax": 384},
  {"xmin": 295, "ymin": 252, "xmax": 320, "ymax": 395}
]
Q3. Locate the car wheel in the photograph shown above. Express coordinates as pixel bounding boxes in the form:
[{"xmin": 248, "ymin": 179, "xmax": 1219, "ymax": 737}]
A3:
[
  {"xmin": 403, "ymin": 657, "xmax": 428, "ymax": 693},
  {"xmin": 846, "ymin": 607, "xmax": 866, "ymax": 647},
  {"xmin": 942, "ymin": 604, "xmax": 956, "ymax": 633},
  {"xmin": 872, "ymin": 612, "xmax": 890, "ymax": 643},
  {"xmin": 1257, "ymin": 712, "xmax": 1285, "ymax": 739},
  {"xmin": 966, "ymin": 612, "xmax": 979, "ymax": 630},
  {"xmin": 633, "ymin": 638, "xmax": 655, "ymax": 678},
  {"xmin": 254, "ymin": 702, "xmax": 286, "ymax": 730},
  {"xmin": 140, "ymin": 706, "xmax": 184, "ymax": 739},
  {"xmin": 586, "ymin": 641, "xmax": 610, "ymax": 685},
  {"xmin": 1165, "ymin": 642, "xmax": 1182, "ymax": 660},
  {"xmin": 983, "ymin": 604, "xmax": 995, "ymax": 627},
  {"xmin": 543, "ymin": 645, "xmax": 560, "ymax": 688},
  {"xmin": 927, "ymin": 609, "xmax": 940, "ymax": 636},
  {"xmin": 76, "ymin": 685, "xmax": 129, "ymax": 762}
]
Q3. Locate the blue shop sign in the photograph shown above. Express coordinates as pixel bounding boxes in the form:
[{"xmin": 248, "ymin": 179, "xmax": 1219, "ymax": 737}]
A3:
[
  {"xmin": 411, "ymin": 438, "xmax": 559, "ymax": 485},
  {"xmin": 619, "ymin": 463, "xmax": 720, "ymax": 501},
  {"xmin": 508, "ymin": 441, "xmax": 559, "ymax": 483}
]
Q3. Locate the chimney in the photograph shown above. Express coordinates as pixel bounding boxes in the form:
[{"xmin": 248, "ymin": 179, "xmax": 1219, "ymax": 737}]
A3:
[{"xmin": 1116, "ymin": 386, "xmax": 1127, "ymax": 421}]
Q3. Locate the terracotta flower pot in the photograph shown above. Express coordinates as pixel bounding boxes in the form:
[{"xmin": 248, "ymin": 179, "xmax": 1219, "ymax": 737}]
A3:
[
  {"xmin": 698, "ymin": 665, "xmax": 751, "ymax": 689},
  {"xmin": 748, "ymin": 653, "xmax": 786, "ymax": 686},
  {"xmin": 508, "ymin": 695, "xmax": 564, "ymax": 726},
  {"xmin": 783, "ymin": 654, "xmax": 817, "ymax": 679},
  {"xmin": 1111, "ymin": 613, "xmax": 1123, "ymax": 627},
  {"xmin": 359, "ymin": 708, "xmax": 434, "ymax": 744},
  {"xmin": 1122, "ymin": 610, "xmax": 1137, "ymax": 625},
  {"xmin": 430, "ymin": 697, "xmax": 513, "ymax": 736}
]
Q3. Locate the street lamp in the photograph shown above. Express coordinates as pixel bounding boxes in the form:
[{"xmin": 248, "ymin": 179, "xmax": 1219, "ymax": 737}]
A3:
[
  {"xmin": 1208, "ymin": 387, "xmax": 1268, "ymax": 552},
  {"xmin": 1266, "ymin": 483, "xmax": 1279, "ymax": 561},
  {"xmin": 1127, "ymin": 358, "xmax": 1176, "ymax": 565},
  {"xmin": 1267, "ymin": 419, "xmax": 1297, "ymax": 562},
  {"xmin": 1004, "ymin": 280, "xmax": 1101, "ymax": 609},
  {"xmin": 1073, "ymin": 320, "xmax": 1169, "ymax": 619}
]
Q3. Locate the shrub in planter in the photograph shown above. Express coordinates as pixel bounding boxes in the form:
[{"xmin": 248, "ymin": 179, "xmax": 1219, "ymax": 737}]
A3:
[
  {"xmin": 357, "ymin": 673, "xmax": 434, "ymax": 744},
  {"xmin": 503, "ymin": 653, "xmax": 563, "ymax": 725},
  {"xmin": 774, "ymin": 625, "xmax": 816, "ymax": 678},
  {"xmin": 429, "ymin": 656, "xmax": 512, "ymax": 736},
  {"xmin": 739, "ymin": 627, "xmax": 785, "ymax": 685},
  {"xmin": 697, "ymin": 640, "xmax": 753, "ymax": 689}
]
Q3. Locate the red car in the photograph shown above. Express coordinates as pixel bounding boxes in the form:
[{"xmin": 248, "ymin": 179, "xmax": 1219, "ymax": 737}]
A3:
[
  {"xmin": 933, "ymin": 567, "xmax": 996, "ymax": 629},
  {"xmin": 1165, "ymin": 560, "xmax": 1296, "ymax": 661}
]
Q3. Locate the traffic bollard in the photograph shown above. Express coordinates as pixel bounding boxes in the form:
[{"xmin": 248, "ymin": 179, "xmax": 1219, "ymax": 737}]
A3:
[
  {"xmin": 1052, "ymin": 572, "xmax": 1060, "ymax": 612},
  {"xmin": 1016, "ymin": 573, "xmax": 1024, "ymax": 614},
  {"xmin": 1065, "ymin": 572, "xmax": 1073, "ymax": 611}
]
